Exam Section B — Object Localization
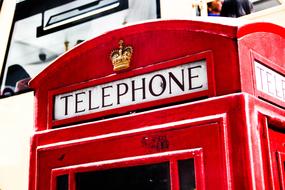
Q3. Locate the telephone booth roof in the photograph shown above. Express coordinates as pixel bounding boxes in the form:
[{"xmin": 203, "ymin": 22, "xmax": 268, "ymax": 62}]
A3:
[
  {"xmin": 30, "ymin": 19, "xmax": 238, "ymax": 88},
  {"xmin": 30, "ymin": 19, "xmax": 285, "ymax": 90},
  {"xmin": 29, "ymin": 19, "xmax": 285, "ymax": 130}
]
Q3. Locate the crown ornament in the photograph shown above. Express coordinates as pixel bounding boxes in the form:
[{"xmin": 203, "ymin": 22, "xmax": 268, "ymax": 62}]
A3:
[{"xmin": 110, "ymin": 40, "xmax": 133, "ymax": 72}]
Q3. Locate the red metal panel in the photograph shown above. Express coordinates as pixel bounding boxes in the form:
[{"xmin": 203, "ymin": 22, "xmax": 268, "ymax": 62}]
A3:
[
  {"xmin": 36, "ymin": 120, "xmax": 226, "ymax": 190},
  {"xmin": 277, "ymin": 152, "xmax": 285, "ymax": 190},
  {"xmin": 28, "ymin": 93, "xmax": 260, "ymax": 190},
  {"xmin": 29, "ymin": 92, "xmax": 285, "ymax": 190},
  {"xmin": 238, "ymin": 22, "xmax": 285, "ymax": 39},
  {"xmin": 29, "ymin": 91, "xmax": 285, "ymax": 190},
  {"xmin": 245, "ymin": 94, "xmax": 285, "ymax": 190},
  {"xmin": 50, "ymin": 149, "xmax": 204, "ymax": 190},
  {"xmin": 266, "ymin": 127, "xmax": 285, "ymax": 189}
]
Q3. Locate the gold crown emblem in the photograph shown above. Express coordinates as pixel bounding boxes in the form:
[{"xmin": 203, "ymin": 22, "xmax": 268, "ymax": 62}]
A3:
[{"xmin": 110, "ymin": 40, "xmax": 133, "ymax": 72}]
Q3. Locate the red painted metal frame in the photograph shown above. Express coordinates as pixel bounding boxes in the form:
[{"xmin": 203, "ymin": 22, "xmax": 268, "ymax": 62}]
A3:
[
  {"xmin": 237, "ymin": 22, "xmax": 285, "ymax": 39},
  {"xmin": 249, "ymin": 101, "xmax": 285, "ymax": 190},
  {"xmin": 29, "ymin": 91, "xmax": 285, "ymax": 190},
  {"xmin": 257, "ymin": 114, "xmax": 275, "ymax": 190},
  {"xmin": 48, "ymin": 51, "xmax": 216, "ymax": 128},
  {"xmin": 277, "ymin": 152, "xmax": 285, "ymax": 190},
  {"xmin": 263, "ymin": 124, "xmax": 285, "ymax": 190},
  {"xmin": 31, "ymin": 95, "xmax": 233, "ymax": 190},
  {"xmin": 50, "ymin": 149, "xmax": 204, "ymax": 190}
]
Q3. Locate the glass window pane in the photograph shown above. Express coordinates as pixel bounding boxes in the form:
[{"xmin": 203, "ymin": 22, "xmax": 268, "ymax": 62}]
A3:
[
  {"xmin": 1, "ymin": 0, "xmax": 160, "ymax": 97},
  {"xmin": 56, "ymin": 174, "xmax": 69, "ymax": 190},
  {"xmin": 252, "ymin": 0, "xmax": 281, "ymax": 12},
  {"xmin": 178, "ymin": 159, "xmax": 196, "ymax": 190},
  {"xmin": 76, "ymin": 162, "xmax": 170, "ymax": 190},
  {"xmin": 283, "ymin": 162, "xmax": 285, "ymax": 182}
]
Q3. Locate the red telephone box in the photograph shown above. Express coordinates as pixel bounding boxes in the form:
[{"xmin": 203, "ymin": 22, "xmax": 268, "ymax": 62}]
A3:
[{"xmin": 29, "ymin": 20, "xmax": 285, "ymax": 190}]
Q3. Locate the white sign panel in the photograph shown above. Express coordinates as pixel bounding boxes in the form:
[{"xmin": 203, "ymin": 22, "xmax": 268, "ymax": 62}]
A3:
[
  {"xmin": 255, "ymin": 61, "xmax": 285, "ymax": 102},
  {"xmin": 54, "ymin": 60, "xmax": 208, "ymax": 120}
]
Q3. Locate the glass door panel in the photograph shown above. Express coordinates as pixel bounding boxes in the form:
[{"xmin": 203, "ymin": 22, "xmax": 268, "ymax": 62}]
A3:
[{"xmin": 76, "ymin": 162, "xmax": 170, "ymax": 190}]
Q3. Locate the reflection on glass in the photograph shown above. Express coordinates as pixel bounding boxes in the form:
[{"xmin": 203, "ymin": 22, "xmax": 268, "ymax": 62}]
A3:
[
  {"xmin": 252, "ymin": 0, "xmax": 281, "ymax": 12},
  {"xmin": 1, "ymin": 0, "xmax": 159, "ymax": 97},
  {"xmin": 46, "ymin": 0, "xmax": 120, "ymax": 30},
  {"xmin": 178, "ymin": 159, "xmax": 196, "ymax": 190},
  {"xmin": 76, "ymin": 162, "xmax": 170, "ymax": 190},
  {"xmin": 56, "ymin": 174, "xmax": 69, "ymax": 190},
  {"xmin": 1, "ymin": 64, "xmax": 30, "ymax": 96}
]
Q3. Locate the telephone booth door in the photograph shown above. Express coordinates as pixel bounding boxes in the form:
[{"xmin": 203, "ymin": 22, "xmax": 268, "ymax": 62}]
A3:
[{"xmin": 35, "ymin": 103, "xmax": 231, "ymax": 190}]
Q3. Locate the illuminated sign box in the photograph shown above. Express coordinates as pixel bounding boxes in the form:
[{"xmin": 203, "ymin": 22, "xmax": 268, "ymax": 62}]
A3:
[
  {"xmin": 251, "ymin": 51, "xmax": 285, "ymax": 108},
  {"xmin": 254, "ymin": 61, "xmax": 285, "ymax": 102},
  {"xmin": 49, "ymin": 51, "xmax": 215, "ymax": 127},
  {"xmin": 54, "ymin": 60, "xmax": 208, "ymax": 120}
]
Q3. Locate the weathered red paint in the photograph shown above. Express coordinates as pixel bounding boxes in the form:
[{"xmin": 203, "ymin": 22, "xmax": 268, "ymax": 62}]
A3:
[{"xmin": 29, "ymin": 20, "xmax": 285, "ymax": 190}]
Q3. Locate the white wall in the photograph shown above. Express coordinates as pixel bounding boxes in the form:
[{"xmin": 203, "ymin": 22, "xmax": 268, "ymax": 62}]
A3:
[
  {"xmin": 239, "ymin": 4, "xmax": 285, "ymax": 27},
  {"xmin": 160, "ymin": 0, "xmax": 208, "ymax": 18},
  {"xmin": 0, "ymin": 1, "xmax": 33, "ymax": 190},
  {"xmin": 0, "ymin": 92, "xmax": 34, "ymax": 190}
]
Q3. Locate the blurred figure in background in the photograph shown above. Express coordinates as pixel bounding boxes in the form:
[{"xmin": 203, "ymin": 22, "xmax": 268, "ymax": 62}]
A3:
[
  {"xmin": 220, "ymin": 0, "xmax": 253, "ymax": 17},
  {"xmin": 208, "ymin": 0, "xmax": 223, "ymax": 16}
]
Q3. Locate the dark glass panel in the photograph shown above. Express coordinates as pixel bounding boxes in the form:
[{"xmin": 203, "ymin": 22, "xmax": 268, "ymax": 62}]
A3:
[
  {"xmin": 178, "ymin": 159, "xmax": 196, "ymax": 190},
  {"xmin": 76, "ymin": 162, "xmax": 170, "ymax": 190},
  {"xmin": 56, "ymin": 174, "xmax": 69, "ymax": 190}
]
